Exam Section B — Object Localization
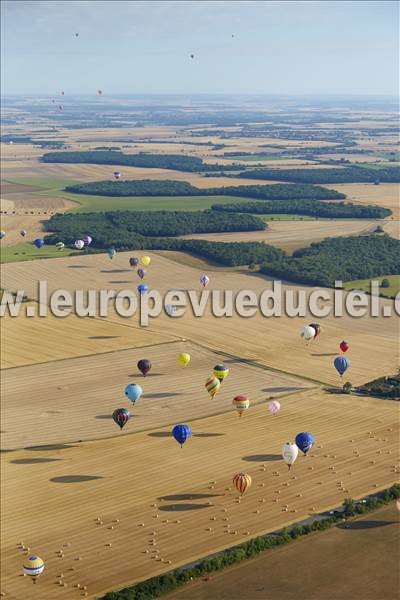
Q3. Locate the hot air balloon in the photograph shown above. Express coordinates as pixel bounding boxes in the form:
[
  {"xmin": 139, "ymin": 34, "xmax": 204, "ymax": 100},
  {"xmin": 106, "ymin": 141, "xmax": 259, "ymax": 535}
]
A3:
[
  {"xmin": 233, "ymin": 473, "xmax": 252, "ymax": 495},
  {"xmin": 9, "ymin": 140, "xmax": 13, "ymax": 144},
  {"xmin": 55, "ymin": 241, "xmax": 65, "ymax": 251},
  {"xmin": 165, "ymin": 303, "xmax": 175, "ymax": 317},
  {"xmin": 113, "ymin": 171, "xmax": 121, "ymax": 180},
  {"xmin": 20, "ymin": 229, "xmax": 27, "ymax": 237},
  {"xmin": 137, "ymin": 268, "xmax": 146, "ymax": 280},
  {"xmin": 190, "ymin": 54, "xmax": 194, "ymax": 59},
  {"xmin": 172, "ymin": 424, "xmax": 192, "ymax": 447},
  {"xmin": 59, "ymin": 105, "xmax": 63, "ymax": 111},
  {"xmin": 141, "ymin": 256, "xmax": 151, "ymax": 266},
  {"xmin": 52, "ymin": 99, "xmax": 55, "ymax": 104},
  {"xmin": 23, "ymin": 555, "xmax": 45, "ymax": 583},
  {"xmin": 98, "ymin": 89, "xmax": 102, "ymax": 95},
  {"xmin": 0, "ymin": 231, "xmax": 5, "ymax": 239},
  {"xmin": 213, "ymin": 364, "xmax": 229, "ymax": 383},
  {"xmin": 137, "ymin": 283, "xmax": 149, "ymax": 295},
  {"xmin": 205, "ymin": 376, "xmax": 220, "ymax": 398},
  {"xmin": 74, "ymin": 239, "xmax": 85, "ymax": 250},
  {"xmin": 33, "ymin": 238, "xmax": 44, "ymax": 249},
  {"xmin": 340, "ymin": 340, "xmax": 349, "ymax": 353},
  {"xmin": 178, "ymin": 352, "xmax": 190, "ymax": 367},
  {"xmin": 301, "ymin": 325, "xmax": 316, "ymax": 344},
  {"xmin": 309, "ymin": 323, "xmax": 321, "ymax": 338},
  {"xmin": 334, "ymin": 356, "xmax": 350, "ymax": 377},
  {"xmin": 200, "ymin": 274, "xmax": 210, "ymax": 288},
  {"xmin": 82, "ymin": 234, "xmax": 92, "ymax": 245},
  {"xmin": 124, "ymin": 383, "xmax": 143, "ymax": 404},
  {"xmin": 268, "ymin": 400, "xmax": 281, "ymax": 415},
  {"xmin": 137, "ymin": 359, "xmax": 151, "ymax": 376},
  {"xmin": 282, "ymin": 442, "xmax": 298, "ymax": 470},
  {"xmin": 112, "ymin": 408, "xmax": 131, "ymax": 430},
  {"xmin": 75, "ymin": 32, "xmax": 79, "ymax": 37},
  {"xmin": 107, "ymin": 247, "xmax": 116, "ymax": 260},
  {"xmin": 61, "ymin": 91, "xmax": 65, "ymax": 95},
  {"xmin": 129, "ymin": 257, "xmax": 139, "ymax": 267},
  {"xmin": 232, "ymin": 395, "xmax": 250, "ymax": 417},
  {"xmin": 295, "ymin": 432, "xmax": 315, "ymax": 455}
]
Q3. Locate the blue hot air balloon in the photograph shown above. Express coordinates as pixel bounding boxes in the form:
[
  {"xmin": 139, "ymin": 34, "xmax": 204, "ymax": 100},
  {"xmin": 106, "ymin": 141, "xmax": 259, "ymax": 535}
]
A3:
[
  {"xmin": 137, "ymin": 283, "xmax": 149, "ymax": 295},
  {"xmin": 172, "ymin": 424, "xmax": 192, "ymax": 447},
  {"xmin": 33, "ymin": 238, "xmax": 45, "ymax": 249},
  {"xmin": 334, "ymin": 356, "xmax": 350, "ymax": 377},
  {"xmin": 124, "ymin": 383, "xmax": 143, "ymax": 405},
  {"xmin": 295, "ymin": 432, "xmax": 315, "ymax": 455}
]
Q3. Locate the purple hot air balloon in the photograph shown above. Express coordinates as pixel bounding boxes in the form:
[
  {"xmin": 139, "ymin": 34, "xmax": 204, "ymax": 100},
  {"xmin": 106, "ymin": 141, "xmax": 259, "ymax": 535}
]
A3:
[
  {"xmin": 129, "ymin": 257, "xmax": 139, "ymax": 267},
  {"xmin": 112, "ymin": 408, "xmax": 131, "ymax": 430},
  {"xmin": 200, "ymin": 274, "xmax": 210, "ymax": 288},
  {"xmin": 137, "ymin": 268, "xmax": 146, "ymax": 280},
  {"xmin": 113, "ymin": 171, "xmax": 121, "ymax": 180},
  {"xmin": 82, "ymin": 235, "xmax": 93, "ymax": 245}
]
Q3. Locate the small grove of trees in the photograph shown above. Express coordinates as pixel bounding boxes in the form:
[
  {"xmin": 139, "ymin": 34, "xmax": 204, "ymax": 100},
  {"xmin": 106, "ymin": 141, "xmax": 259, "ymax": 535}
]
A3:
[
  {"xmin": 357, "ymin": 372, "xmax": 400, "ymax": 399},
  {"xmin": 237, "ymin": 165, "xmax": 400, "ymax": 184},
  {"xmin": 100, "ymin": 485, "xmax": 400, "ymax": 600}
]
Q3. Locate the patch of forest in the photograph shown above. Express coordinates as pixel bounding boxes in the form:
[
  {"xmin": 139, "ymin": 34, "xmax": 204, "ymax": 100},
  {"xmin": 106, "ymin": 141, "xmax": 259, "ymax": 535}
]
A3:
[{"xmin": 237, "ymin": 165, "xmax": 400, "ymax": 184}]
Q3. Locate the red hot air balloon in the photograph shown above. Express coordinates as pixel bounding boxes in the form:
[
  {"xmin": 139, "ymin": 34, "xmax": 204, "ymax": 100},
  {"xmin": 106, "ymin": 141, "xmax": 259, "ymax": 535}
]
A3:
[{"xmin": 340, "ymin": 340, "xmax": 349, "ymax": 353}]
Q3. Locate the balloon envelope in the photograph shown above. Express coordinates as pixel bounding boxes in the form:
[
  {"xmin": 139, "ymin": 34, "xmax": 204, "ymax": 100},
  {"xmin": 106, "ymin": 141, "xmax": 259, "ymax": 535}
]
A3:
[
  {"xmin": 33, "ymin": 238, "xmax": 44, "ymax": 249},
  {"xmin": 172, "ymin": 424, "xmax": 192, "ymax": 446},
  {"xmin": 233, "ymin": 473, "xmax": 252, "ymax": 495},
  {"xmin": 82, "ymin": 235, "xmax": 92, "ymax": 245},
  {"xmin": 20, "ymin": 229, "xmax": 27, "ymax": 237},
  {"xmin": 129, "ymin": 257, "xmax": 139, "ymax": 267},
  {"xmin": 268, "ymin": 400, "xmax": 281, "ymax": 414},
  {"xmin": 124, "ymin": 384, "xmax": 143, "ymax": 404},
  {"xmin": 55, "ymin": 241, "xmax": 65, "ymax": 251},
  {"xmin": 114, "ymin": 171, "xmax": 121, "ymax": 179},
  {"xmin": 295, "ymin": 432, "xmax": 315, "ymax": 455},
  {"xmin": 282, "ymin": 442, "xmax": 298, "ymax": 469},
  {"xmin": 0, "ymin": 231, "xmax": 6, "ymax": 239},
  {"xmin": 107, "ymin": 247, "xmax": 116, "ymax": 259},
  {"xmin": 334, "ymin": 356, "xmax": 350, "ymax": 376},
  {"xmin": 309, "ymin": 323, "xmax": 321, "ymax": 338},
  {"xmin": 137, "ymin": 359, "xmax": 151, "ymax": 376},
  {"xmin": 205, "ymin": 376, "xmax": 220, "ymax": 398},
  {"xmin": 137, "ymin": 268, "xmax": 146, "ymax": 279},
  {"xmin": 112, "ymin": 408, "xmax": 131, "ymax": 429},
  {"xmin": 178, "ymin": 352, "xmax": 190, "ymax": 367},
  {"xmin": 141, "ymin": 256, "xmax": 151, "ymax": 266},
  {"xmin": 213, "ymin": 364, "xmax": 229, "ymax": 382},
  {"xmin": 74, "ymin": 239, "xmax": 85, "ymax": 250},
  {"xmin": 137, "ymin": 284, "xmax": 149, "ymax": 295},
  {"xmin": 200, "ymin": 274, "xmax": 210, "ymax": 288},
  {"xmin": 23, "ymin": 555, "xmax": 45, "ymax": 580},
  {"xmin": 301, "ymin": 325, "xmax": 316, "ymax": 341},
  {"xmin": 340, "ymin": 340, "xmax": 349, "ymax": 353},
  {"xmin": 232, "ymin": 395, "xmax": 250, "ymax": 417}
]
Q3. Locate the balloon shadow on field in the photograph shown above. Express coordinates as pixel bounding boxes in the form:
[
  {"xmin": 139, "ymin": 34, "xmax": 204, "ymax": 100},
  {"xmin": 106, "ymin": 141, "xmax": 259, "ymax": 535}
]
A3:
[
  {"xmin": 242, "ymin": 454, "xmax": 281, "ymax": 462},
  {"xmin": 128, "ymin": 373, "xmax": 165, "ymax": 378},
  {"xmin": 25, "ymin": 444, "xmax": 77, "ymax": 451},
  {"xmin": 159, "ymin": 493, "xmax": 221, "ymax": 501},
  {"xmin": 67, "ymin": 265, "xmax": 91, "ymax": 269},
  {"xmin": 88, "ymin": 336, "xmax": 119, "ymax": 340},
  {"xmin": 108, "ymin": 280, "xmax": 132, "ymax": 284},
  {"xmin": 143, "ymin": 392, "xmax": 182, "ymax": 399},
  {"xmin": 148, "ymin": 432, "xmax": 171, "ymax": 438},
  {"xmin": 311, "ymin": 353, "xmax": 337, "ymax": 357},
  {"xmin": 50, "ymin": 475, "xmax": 103, "ymax": 483},
  {"xmin": 262, "ymin": 387, "xmax": 300, "ymax": 393},
  {"xmin": 158, "ymin": 503, "xmax": 210, "ymax": 512},
  {"xmin": 100, "ymin": 269, "xmax": 131, "ymax": 274},
  {"xmin": 11, "ymin": 458, "xmax": 62, "ymax": 465},
  {"xmin": 0, "ymin": 448, "xmax": 17, "ymax": 454},
  {"xmin": 338, "ymin": 520, "xmax": 396, "ymax": 530},
  {"xmin": 95, "ymin": 414, "xmax": 113, "ymax": 420},
  {"xmin": 194, "ymin": 433, "xmax": 225, "ymax": 438}
]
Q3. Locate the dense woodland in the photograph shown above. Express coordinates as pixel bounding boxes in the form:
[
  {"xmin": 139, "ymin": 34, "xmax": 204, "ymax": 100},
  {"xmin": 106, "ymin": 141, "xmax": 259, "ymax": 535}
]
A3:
[
  {"xmin": 260, "ymin": 235, "xmax": 400, "ymax": 287},
  {"xmin": 65, "ymin": 179, "xmax": 345, "ymax": 200},
  {"xmin": 212, "ymin": 200, "xmax": 391, "ymax": 219},
  {"xmin": 357, "ymin": 372, "xmax": 400, "ymax": 399},
  {"xmin": 238, "ymin": 166, "xmax": 400, "ymax": 184},
  {"xmin": 42, "ymin": 150, "xmax": 241, "ymax": 172}
]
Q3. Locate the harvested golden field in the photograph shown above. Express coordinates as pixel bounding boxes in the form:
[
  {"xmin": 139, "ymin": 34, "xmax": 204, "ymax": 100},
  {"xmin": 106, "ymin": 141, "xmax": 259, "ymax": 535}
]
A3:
[
  {"xmin": 1, "ymin": 252, "xmax": 398, "ymax": 386},
  {"xmin": 1, "ymin": 389, "xmax": 398, "ymax": 599},
  {"xmin": 327, "ymin": 183, "xmax": 399, "ymax": 217},
  {"xmin": 2, "ymin": 341, "xmax": 313, "ymax": 449},
  {"xmin": 167, "ymin": 503, "xmax": 400, "ymax": 600},
  {"xmin": 180, "ymin": 219, "xmax": 379, "ymax": 253},
  {"xmin": 0, "ymin": 306, "xmax": 177, "ymax": 369}
]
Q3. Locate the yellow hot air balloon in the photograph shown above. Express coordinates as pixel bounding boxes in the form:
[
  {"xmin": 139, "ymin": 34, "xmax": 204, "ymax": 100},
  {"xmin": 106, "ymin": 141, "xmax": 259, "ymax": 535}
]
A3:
[
  {"xmin": 178, "ymin": 352, "xmax": 191, "ymax": 368},
  {"xmin": 233, "ymin": 473, "xmax": 252, "ymax": 495},
  {"xmin": 141, "ymin": 256, "xmax": 151, "ymax": 266},
  {"xmin": 213, "ymin": 364, "xmax": 229, "ymax": 382},
  {"xmin": 23, "ymin": 555, "xmax": 45, "ymax": 583},
  {"xmin": 205, "ymin": 376, "xmax": 220, "ymax": 398},
  {"xmin": 232, "ymin": 395, "xmax": 250, "ymax": 417}
]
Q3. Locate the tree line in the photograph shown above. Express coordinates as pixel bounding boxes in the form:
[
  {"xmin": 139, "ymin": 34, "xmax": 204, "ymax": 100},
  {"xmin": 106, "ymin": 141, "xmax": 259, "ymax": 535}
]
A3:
[{"xmin": 237, "ymin": 165, "xmax": 400, "ymax": 184}]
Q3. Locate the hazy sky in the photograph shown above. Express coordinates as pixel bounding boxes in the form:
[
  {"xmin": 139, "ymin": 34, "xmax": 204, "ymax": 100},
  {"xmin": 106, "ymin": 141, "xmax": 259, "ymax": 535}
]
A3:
[{"xmin": 1, "ymin": 0, "xmax": 398, "ymax": 96}]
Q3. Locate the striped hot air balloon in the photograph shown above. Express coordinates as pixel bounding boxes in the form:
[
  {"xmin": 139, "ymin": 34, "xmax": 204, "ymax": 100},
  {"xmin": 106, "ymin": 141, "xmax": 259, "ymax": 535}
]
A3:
[
  {"xmin": 233, "ymin": 473, "xmax": 252, "ymax": 496},
  {"xmin": 112, "ymin": 408, "xmax": 131, "ymax": 430},
  {"xmin": 23, "ymin": 555, "xmax": 45, "ymax": 583},
  {"xmin": 232, "ymin": 395, "xmax": 250, "ymax": 417},
  {"xmin": 205, "ymin": 376, "xmax": 220, "ymax": 398}
]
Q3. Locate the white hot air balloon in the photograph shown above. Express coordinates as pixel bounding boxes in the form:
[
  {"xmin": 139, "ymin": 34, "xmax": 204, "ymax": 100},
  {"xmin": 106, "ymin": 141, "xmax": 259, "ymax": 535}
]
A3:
[
  {"xmin": 301, "ymin": 325, "xmax": 316, "ymax": 344},
  {"xmin": 282, "ymin": 442, "xmax": 298, "ymax": 470},
  {"xmin": 268, "ymin": 400, "xmax": 281, "ymax": 415},
  {"xmin": 74, "ymin": 239, "xmax": 85, "ymax": 250},
  {"xmin": 200, "ymin": 274, "xmax": 210, "ymax": 288}
]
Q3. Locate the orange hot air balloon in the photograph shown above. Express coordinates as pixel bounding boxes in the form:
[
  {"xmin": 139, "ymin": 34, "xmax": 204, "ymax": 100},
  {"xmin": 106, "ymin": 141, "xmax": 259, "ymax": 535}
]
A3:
[
  {"xmin": 232, "ymin": 395, "xmax": 250, "ymax": 417},
  {"xmin": 233, "ymin": 473, "xmax": 252, "ymax": 496}
]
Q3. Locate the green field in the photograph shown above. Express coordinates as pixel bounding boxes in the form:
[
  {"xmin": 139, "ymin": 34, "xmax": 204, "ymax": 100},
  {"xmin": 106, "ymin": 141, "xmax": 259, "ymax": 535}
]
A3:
[
  {"xmin": 343, "ymin": 275, "xmax": 400, "ymax": 298},
  {"xmin": 0, "ymin": 242, "xmax": 80, "ymax": 264}
]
